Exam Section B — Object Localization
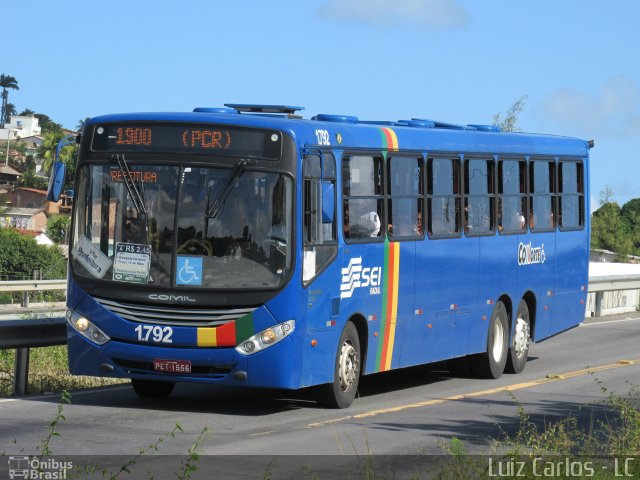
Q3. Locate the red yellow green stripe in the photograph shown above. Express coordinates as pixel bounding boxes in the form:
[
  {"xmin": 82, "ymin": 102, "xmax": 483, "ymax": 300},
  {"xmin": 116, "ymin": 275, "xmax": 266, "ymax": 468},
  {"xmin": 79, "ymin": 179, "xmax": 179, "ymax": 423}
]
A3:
[
  {"xmin": 197, "ymin": 311, "xmax": 255, "ymax": 347},
  {"xmin": 380, "ymin": 127, "xmax": 399, "ymax": 151},
  {"xmin": 375, "ymin": 240, "xmax": 400, "ymax": 372}
]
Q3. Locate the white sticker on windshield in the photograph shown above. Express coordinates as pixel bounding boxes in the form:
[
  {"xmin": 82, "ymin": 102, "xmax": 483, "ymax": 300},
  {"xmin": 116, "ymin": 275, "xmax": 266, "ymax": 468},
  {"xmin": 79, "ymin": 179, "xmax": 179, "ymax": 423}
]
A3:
[
  {"xmin": 71, "ymin": 235, "xmax": 112, "ymax": 279},
  {"xmin": 113, "ymin": 243, "xmax": 152, "ymax": 284}
]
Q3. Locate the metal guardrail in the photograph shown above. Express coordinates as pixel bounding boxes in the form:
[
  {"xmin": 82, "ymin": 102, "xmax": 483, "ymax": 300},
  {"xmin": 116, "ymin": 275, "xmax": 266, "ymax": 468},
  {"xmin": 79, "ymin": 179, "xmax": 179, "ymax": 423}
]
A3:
[
  {"xmin": 589, "ymin": 274, "xmax": 640, "ymax": 317},
  {"xmin": 0, "ymin": 279, "xmax": 67, "ymax": 309},
  {"xmin": 0, "ymin": 279, "xmax": 68, "ymax": 395},
  {"xmin": 0, "ymin": 317, "xmax": 67, "ymax": 395},
  {"xmin": 588, "ymin": 274, "xmax": 640, "ymax": 292},
  {"xmin": 0, "ymin": 279, "xmax": 67, "ymax": 292},
  {"xmin": 1, "ymin": 274, "xmax": 640, "ymax": 396}
]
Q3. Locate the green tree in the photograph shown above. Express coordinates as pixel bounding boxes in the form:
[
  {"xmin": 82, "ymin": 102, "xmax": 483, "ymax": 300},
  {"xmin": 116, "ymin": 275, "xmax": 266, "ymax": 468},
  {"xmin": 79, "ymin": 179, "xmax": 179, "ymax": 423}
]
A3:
[
  {"xmin": 38, "ymin": 131, "xmax": 78, "ymax": 192},
  {"xmin": 591, "ymin": 202, "xmax": 633, "ymax": 257},
  {"xmin": 4, "ymin": 102, "xmax": 17, "ymax": 120},
  {"xmin": 599, "ymin": 185, "xmax": 614, "ymax": 206},
  {"xmin": 48, "ymin": 216, "xmax": 71, "ymax": 244},
  {"xmin": 76, "ymin": 117, "xmax": 90, "ymax": 133},
  {"xmin": 34, "ymin": 113, "xmax": 63, "ymax": 134},
  {"xmin": 17, "ymin": 169, "xmax": 48, "ymax": 190},
  {"xmin": 0, "ymin": 74, "xmax": 19, "ymax": 124},
  {"xmin": 0, "ymin": 228, "xmax": 67, "ymax": 280},
  {"xmin": 620, "ymin": 198, "xmax": 640, "ymax": 254},
  {"xmin": 19, "ymin": 108, "xmax": 35, "ymax": 116},
  {"xmin": 39, "ymin": 131, "xmax": 75, "ymax": 173},
  {"xmin": 493, "ymin": 95, "xmax": 528, "ymax": 132}
]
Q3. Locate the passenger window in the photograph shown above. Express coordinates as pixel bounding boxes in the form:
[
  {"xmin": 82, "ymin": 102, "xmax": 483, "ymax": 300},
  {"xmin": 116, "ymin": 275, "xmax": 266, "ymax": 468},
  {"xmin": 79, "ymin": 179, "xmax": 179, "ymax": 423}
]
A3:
[
  {"xmin": 529, "ymin": 160, "xmax": 556, "ymax": 231},
  {"xmin": 464, "ymin": 159, "xmax": 494, "ymax": 235},
  {"xmin": 498, "ymin": 159, "xmax": 527, "ymax": 233},
  {"xmin": 427, "ymin": 158, "xmax": 461, "ymax": 237},
  {"xmin": 559, "ymin": 161, "xmax": 584, "ymax": 229},
  {"xmin": 387, "ymin": 156, "xmax": 423, "ymax": 239},
  {"xmin": 303, "ymin": 153, "xmax": 337, "ymax": 284},
  {"xmin": 342, "ymin": 155, "xmax": 384, "ymax": 241}
]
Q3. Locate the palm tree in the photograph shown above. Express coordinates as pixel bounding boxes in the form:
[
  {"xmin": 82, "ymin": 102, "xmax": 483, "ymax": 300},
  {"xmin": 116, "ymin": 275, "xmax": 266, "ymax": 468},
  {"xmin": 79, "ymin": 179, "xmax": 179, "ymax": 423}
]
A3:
[
  {"xmin": 0, "ymin": 74, "xmax": 19, "ymax": 124},
  {"xmin": 76, "ymin": 117, "xmax": 90, "ymax": 132},
  {"xmin": 38, "ymin": 131, "xmax": 63, "ymax": 174},
  {"xmin": 4, "ymin": 103, "xmax": 17, "ymax": 119}
]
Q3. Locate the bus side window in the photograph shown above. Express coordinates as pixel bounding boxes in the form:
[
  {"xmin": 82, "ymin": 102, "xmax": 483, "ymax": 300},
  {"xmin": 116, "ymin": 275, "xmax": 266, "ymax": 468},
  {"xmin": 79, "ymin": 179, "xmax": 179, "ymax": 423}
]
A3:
[
  {"xmin": 387, "ymin": 156, "xmax": 423, "ymax": 239},
  {"xmin": 529, "ymin": 160, "xmax": 556, "ymax": 232},
  {"xmin": 558, "ymin": 160, "xmax": 584, "ymax": 229},
  {"xmin": 464, "ymin": 158, "xmax": 494, "ymax": 235},
  {"xmin": 498, "ymin": 159, "xmax": 527, "ymax": 233},
  {"xmin": 427, "ymin": 157, "xmax": 461, "ymax": 237},
  {"xmin": 303, "ymin": 153, "xmax": 337, "ymax": 284},
  {"xmin": 342, "ymin": 155, "xmax": 384, "ymax": 240}
]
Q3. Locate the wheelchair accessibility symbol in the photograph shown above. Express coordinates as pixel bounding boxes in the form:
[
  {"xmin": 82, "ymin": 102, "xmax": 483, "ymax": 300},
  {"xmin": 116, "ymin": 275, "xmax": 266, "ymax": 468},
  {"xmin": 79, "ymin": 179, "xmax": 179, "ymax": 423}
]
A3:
[{"xmin": 176, "ymin": 257, "xmax": 202, "ymax": 286}]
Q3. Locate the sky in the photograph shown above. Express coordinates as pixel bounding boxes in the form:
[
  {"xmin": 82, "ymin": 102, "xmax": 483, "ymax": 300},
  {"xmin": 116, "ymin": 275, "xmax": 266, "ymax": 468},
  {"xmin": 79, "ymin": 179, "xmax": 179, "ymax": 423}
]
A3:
[{"xmin": 3, "ymin": 0, "xmax": 639, "ymax": 208}]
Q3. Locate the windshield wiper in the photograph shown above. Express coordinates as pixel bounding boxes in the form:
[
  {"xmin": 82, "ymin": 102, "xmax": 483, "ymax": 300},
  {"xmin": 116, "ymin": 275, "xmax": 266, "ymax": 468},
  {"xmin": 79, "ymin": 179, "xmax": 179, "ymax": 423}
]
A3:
[
  {"xmin": 113, "ymin": 154, "xmax": 148, "ymax": 217},
  {"xmin": 205, "ymin": 160, "xmax": 247, "ymax": 219},
  {"xmin": 112, "ymin": 154, "xmax": 149, "ymax": 243}
]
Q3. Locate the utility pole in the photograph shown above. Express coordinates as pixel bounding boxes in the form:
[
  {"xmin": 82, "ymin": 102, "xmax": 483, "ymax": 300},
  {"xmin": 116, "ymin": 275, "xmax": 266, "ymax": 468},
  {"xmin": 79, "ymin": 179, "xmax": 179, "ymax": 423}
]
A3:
[{"xmin": 4, "ymin": 128, "xmax": 15, "ymax": 166}]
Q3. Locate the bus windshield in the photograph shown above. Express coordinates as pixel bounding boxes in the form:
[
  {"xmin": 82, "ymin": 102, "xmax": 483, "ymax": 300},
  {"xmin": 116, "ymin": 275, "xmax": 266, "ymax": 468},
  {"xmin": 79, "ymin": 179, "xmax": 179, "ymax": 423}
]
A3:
[{"xmin": 71, "ymin": 163, "xmax": 292, "ymax": 289}]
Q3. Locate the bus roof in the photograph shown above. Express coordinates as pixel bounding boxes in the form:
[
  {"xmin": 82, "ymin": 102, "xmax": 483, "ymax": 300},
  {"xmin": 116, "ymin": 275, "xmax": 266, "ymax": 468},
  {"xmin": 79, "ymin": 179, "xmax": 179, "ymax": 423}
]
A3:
[{"xmin": 86, "ymin": 106, "xmax": 591, "ymax": 158}]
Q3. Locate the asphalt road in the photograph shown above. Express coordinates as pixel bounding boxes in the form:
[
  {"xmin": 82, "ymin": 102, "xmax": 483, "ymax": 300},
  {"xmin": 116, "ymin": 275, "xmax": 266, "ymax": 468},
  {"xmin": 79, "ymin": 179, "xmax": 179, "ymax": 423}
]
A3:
[{"xmin": 1, "ymin": 314, "xmax": 639, "ymax": 462}]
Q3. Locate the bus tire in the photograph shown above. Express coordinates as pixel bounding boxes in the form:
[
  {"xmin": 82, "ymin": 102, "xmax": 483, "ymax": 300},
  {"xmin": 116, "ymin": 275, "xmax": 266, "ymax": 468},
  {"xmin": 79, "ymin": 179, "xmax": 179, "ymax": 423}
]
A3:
[
  {"xmin": 505, "ymin": 300, "xmax": 530, "ymax": 374},
  {"xmin": 319, "ymin": 321, "xmax": 361, "ymax": 409},
  {"xmin": 132, "ymin": 379, "xmax": 175, "ymax": 399},
  {"xmin": 471, "ymin": 301, "xmax": 509, "ymax": 379}
]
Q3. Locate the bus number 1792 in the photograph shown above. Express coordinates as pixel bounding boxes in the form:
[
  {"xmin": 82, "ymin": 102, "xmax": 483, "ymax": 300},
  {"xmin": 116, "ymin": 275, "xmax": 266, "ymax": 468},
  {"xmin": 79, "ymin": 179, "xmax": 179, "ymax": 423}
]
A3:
[{"xmin": 134, "ymin": 325, "xmax": 173, "ymax": 344}]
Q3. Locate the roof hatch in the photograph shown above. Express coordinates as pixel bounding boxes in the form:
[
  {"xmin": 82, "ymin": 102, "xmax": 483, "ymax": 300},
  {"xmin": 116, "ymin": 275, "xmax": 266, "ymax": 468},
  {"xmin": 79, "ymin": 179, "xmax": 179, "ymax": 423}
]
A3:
[{"xmin": 225, "ymin": 104, "xmax": 304, "ymax": 115}]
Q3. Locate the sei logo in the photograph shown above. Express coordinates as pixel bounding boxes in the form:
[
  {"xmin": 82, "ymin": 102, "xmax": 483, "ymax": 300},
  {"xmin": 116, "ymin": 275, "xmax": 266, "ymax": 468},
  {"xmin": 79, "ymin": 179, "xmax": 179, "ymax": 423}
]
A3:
[
  {"xmin": 340, "ymin": 257, "xmax": 382, "ymax": 299},
  {"xmin": 361, "ymin": 266, "xmax": 382, "ymax": 295}
]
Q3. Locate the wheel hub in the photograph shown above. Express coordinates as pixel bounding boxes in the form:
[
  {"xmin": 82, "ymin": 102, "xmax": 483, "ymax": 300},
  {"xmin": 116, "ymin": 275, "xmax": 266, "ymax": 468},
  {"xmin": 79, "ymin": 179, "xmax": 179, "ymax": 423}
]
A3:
[
  {"xmin": 514, "ymin": 316, "xmax": 529, "ymax": 358},
  {"xmin": 339, "ymin": 341, "xmax": 358, "ymax": 392}
]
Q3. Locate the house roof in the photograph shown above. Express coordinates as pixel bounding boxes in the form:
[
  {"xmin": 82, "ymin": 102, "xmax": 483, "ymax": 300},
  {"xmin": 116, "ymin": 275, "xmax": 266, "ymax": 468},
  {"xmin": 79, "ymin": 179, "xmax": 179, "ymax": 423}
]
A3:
[
  {"xmin": 4, "ymin": 207, "xmax": 45, "ymax": 216},
  {"xmin": 16, "ymin": 136, "xmax": 44, "ymax": 147},
  {"xmin": 16, "ymin": 187, "xmax": 48, "ymax": 195},
  {"xmin": 12, "ymin": 228, "xmax": 42, "ymax": 238},
  {"xmin": 0, "ymin": 164, "xmax": 22, "ymax": 175}
]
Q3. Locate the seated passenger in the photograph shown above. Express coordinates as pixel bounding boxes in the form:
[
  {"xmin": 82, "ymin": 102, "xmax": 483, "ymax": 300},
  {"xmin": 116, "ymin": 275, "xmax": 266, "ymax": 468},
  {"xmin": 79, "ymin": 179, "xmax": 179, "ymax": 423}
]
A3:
[{"xmin": 360, "ymin": 211, "xmax": 381, "ymax": 237}]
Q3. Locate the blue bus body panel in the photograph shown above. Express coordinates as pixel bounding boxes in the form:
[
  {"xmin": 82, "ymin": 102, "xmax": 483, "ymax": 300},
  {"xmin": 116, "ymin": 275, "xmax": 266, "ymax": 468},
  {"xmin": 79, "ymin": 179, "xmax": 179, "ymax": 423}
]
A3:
[{"xmin": 69, "ymin": 110, "xmax": 590, "ymax": 391}]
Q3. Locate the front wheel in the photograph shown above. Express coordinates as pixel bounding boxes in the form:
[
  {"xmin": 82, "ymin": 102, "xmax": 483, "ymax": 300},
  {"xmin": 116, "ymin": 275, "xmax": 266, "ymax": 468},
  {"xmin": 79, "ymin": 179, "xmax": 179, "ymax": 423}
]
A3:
[
  {"xmin": 132, "ymin": 379, "xmax": 175, "ymax": 399},
  {"xmin": 318, "ymin": 322, "xmax": 361, "ymax": 409},
  {"xmin": 505, "ymin": 300, "xmax": 530, "ymax": 374},
  {"xmin": 471, "ymin": 302, "xmax": 509, "ymax": 379}
]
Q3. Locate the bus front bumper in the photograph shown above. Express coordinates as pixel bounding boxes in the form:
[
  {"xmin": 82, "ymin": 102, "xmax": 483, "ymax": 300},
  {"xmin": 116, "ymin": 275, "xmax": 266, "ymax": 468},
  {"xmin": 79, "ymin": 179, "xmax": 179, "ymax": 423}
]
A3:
[{"xmin": 67, "ymin": 328, "xmax": 296, "ymax": 389}]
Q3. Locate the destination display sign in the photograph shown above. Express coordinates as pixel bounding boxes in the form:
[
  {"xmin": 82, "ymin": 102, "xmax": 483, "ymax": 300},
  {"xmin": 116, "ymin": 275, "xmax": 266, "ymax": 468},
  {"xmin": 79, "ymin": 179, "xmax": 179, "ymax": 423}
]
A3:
[{"xmin": 91, "ymin": 123, "xmax": 282, "ymax": 159}]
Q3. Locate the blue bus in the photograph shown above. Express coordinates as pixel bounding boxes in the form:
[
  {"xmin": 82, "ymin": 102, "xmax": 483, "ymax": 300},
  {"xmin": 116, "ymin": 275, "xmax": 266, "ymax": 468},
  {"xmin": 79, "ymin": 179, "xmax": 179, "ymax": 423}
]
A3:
[{"xmin": 55, "ymin": 104, "xmax": 590, "ymax": 408}]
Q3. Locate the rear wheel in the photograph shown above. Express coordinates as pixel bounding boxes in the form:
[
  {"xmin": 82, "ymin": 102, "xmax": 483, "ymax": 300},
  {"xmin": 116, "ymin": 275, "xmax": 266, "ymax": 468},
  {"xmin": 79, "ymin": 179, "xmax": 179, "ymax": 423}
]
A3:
[
  {"xmin": 318, "ymin": 322, "xmax": 361, "ymax": 409},
  {"xmin": 505, "ymin": 300, "xmax": 530, "ymax": 374},
  {"xmin": 471, "ymin": 302, "xmax": 509, "ymax": 379},
  {"xmin": 132, "ymin": 379, "xmax": 175, "ymax": 399}
]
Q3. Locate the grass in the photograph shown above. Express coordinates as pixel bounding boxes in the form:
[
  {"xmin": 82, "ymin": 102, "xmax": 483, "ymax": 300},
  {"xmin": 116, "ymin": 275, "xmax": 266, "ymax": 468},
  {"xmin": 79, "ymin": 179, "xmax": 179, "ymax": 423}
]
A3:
[
  {"xmin": 0, "ymin": 345, "xmax": 126, "ymax": 397},
  {"xmin": 438, "ymin": 383, "xmax": 640, "ymax": 480}
]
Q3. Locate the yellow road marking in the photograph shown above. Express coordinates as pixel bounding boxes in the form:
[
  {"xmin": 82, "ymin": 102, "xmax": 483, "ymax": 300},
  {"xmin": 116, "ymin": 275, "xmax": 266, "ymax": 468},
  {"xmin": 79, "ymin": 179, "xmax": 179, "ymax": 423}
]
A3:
[{"xmin": 305, "ymin": 358, "xmax": 640, "ymax": 428}]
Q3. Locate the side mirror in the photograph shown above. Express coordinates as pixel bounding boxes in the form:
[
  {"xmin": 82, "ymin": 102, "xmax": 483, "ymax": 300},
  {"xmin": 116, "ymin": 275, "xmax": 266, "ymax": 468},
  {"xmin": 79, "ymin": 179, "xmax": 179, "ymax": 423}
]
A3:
[
  {"xmin": 321, "ymin": 182, "xmax": 335, "ymax": 223},
  {"xmin": 46, "ymin": 135, "xmax": 77, "ymax": 202},
  {"xmin": 46, "ymin": 161, "xmax": 66, "ymax": 202}
]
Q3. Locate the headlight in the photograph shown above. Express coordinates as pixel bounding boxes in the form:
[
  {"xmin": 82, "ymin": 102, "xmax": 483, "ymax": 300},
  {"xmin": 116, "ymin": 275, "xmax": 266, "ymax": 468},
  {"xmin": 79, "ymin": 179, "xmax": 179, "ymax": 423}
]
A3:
[
  {"xmin": 236, "ymin": 320, "xmax": 295, "ymax": 356},
  {"xmin": 66, "ymin": 310, "xmax": 110, "ymax": 345}
]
